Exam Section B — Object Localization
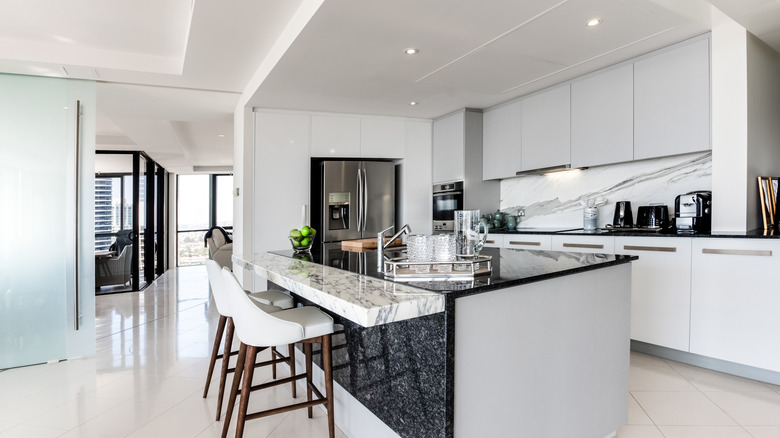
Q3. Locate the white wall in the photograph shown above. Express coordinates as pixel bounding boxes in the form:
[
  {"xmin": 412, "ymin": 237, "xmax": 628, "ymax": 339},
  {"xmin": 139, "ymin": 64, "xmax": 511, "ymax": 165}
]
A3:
[
  {"xmin": 746, "ymin": 33, "xmax": 780, "ymax": 230},
  {"xmin": 232, "ymin": 106, "xmax": 256, "ymax": 287},
  {"xmin": 402, "ymin": 121, "xmax": 434, "ymax": 234},
  {"xmin": 463, "ymin": 110, "xmax": 500, "ymax": 216}
]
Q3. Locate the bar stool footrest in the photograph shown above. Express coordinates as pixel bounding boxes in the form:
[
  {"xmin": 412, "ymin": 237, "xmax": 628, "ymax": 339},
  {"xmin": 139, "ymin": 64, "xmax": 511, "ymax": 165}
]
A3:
[{"xmin": 245, "ymin": 397, "xmax": 328, "ymax": 421}]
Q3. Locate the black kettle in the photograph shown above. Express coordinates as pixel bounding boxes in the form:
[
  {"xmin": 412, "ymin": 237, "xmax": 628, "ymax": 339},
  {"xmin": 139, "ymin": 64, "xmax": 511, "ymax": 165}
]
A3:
[{"xmin": 612, "ymin": 201, "xmax": 633, "ymax": 228}]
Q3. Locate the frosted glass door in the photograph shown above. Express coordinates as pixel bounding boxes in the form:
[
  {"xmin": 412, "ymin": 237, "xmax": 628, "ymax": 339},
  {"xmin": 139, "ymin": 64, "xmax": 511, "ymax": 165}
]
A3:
[{"xmin": 0, "ymin": 75, "xmax": 70, "ymax": 368}]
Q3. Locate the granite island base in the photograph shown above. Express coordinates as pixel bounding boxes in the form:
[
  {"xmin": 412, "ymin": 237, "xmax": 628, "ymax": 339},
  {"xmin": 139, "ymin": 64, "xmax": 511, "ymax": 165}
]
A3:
[{"xmin": 234, "ymin": 247, "xmax": 635, "ymax": 438}]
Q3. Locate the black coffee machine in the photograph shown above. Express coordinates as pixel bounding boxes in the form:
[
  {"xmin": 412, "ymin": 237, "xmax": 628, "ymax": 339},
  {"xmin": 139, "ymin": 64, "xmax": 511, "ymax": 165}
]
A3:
[
  {"xmin": 674, "ymin": 191, "xmax": 712, "ymax": 234},
  {"xmin": 612, "ymin": 201, "xmax": 633, "ymax": 228}
]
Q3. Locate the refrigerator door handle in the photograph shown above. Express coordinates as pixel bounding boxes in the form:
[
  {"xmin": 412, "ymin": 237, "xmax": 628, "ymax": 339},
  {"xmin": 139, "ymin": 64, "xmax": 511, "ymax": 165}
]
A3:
[
  {"xmin": 361, "ymin": 167, "xmax": 368, "ymax": 231},
  {"xmin": 357, "ymin": 167, "xmax": 363, "ymax": 232}
]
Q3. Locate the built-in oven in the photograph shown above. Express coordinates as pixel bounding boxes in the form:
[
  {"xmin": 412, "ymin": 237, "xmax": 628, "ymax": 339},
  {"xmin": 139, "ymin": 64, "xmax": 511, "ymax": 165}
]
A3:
[{"xmin": 432, "ymin": 181, "xmax": 464, "ymax": 234}]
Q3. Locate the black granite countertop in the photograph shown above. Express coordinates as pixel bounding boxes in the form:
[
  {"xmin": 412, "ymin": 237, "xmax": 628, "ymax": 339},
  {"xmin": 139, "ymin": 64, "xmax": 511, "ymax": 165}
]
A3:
[
  {"xmin": 272, "ymin": 245, "xmax": 637, "ymax": 299},
  {"xmin": 494, "ymin": 227, "xmax": 780, "ymax": 238}
]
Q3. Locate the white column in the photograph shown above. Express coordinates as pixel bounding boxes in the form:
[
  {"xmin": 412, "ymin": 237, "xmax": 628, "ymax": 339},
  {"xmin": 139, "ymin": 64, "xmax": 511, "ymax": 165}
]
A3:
[{"xmin": 711, "ymin": 8, "xmax": 748, "ymax": 232}]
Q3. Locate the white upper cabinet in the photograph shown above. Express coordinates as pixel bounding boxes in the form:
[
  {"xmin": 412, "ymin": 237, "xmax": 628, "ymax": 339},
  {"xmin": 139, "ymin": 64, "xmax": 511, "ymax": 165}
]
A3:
[
  {"xmin": 571, "ymin": 64, "xmax": 634, "ymax": 168},
  {"xmin": 482, "ymin": 101, "xmax": 522, "ymax": 180},
  {"xmin": 310, "ymin": 115, "xmax": 361, "ymax": 157},
  {"xmin": 433, "ymin": 111, "xmax": 466, "ymax": 183},
  {"xmin": 521, "ymin": 85, "xmax": 571, "ymax": 171},
  {"xmin": 361, "ymin": 118, "xmax": 406, "ymax": 159},
  {"xmin": 634, "ymin": 38, "xmax": 711, "ymax": 160}
]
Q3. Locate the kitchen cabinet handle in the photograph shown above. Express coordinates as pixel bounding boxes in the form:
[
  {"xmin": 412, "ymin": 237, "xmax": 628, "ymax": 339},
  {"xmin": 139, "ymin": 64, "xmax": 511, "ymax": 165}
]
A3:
[
  {"xmin": 563, "ymin": 243, "xmax": 603, "ymax": 249},
  {"xmin": 702, "ymin": 248, "xmax": 772, "ymax": 257},
  {"xmin": 623, "ymin": 245, "xmax": 677, "ymax": 253},
  {"xmin": 485, "ymin": 240, "xmax": 496, "ymax": 244},
  {"xmin": 508, "ymin": 241, "xmax": 541, "ymax": 246}
]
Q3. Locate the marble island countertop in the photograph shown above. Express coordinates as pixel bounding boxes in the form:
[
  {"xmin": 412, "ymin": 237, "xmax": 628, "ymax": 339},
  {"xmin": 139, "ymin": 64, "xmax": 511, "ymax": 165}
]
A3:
[
  {"xmin": 233, "ymin": 251, "xmax": 445, "ymax": 328},
  {"xmin": 234, "ymin": 246, "xmax": 637, "ymax": 327}
]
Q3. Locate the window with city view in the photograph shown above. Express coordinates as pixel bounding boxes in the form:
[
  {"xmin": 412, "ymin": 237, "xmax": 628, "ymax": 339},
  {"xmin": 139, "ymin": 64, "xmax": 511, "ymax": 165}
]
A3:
[
  {"xmin": 94, "ymin": 175, "xmax": 133, "ymax": 251},
  {"xmin": 177, "ymin": 174, "xmax": 232, "ymax": 266}
]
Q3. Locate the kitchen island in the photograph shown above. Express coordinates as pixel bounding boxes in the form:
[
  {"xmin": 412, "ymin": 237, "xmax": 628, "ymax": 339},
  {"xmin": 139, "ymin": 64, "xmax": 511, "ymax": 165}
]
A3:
[{"xmin": 234, "ymin": 247, "xmax": 636, "ymax": 438}]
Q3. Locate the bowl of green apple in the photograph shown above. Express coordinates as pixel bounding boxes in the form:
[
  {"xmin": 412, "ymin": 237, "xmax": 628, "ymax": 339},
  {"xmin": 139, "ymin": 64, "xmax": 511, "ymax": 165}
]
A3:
[{"xmin": 289, "ymin": 225, "xmax": 316, "ymax": 253}]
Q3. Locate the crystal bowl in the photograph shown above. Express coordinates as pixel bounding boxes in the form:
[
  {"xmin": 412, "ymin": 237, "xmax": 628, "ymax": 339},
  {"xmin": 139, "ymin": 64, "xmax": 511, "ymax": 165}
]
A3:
[{"xmin": 289, "ymin": 236, "xmax": 314, "ymax": 253}]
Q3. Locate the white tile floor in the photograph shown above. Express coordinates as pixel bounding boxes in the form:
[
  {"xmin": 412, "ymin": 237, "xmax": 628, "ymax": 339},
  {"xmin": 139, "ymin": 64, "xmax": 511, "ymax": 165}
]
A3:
[{"xmin": 1, "ymin": 265, "xmax": 779, "ymax": 438}]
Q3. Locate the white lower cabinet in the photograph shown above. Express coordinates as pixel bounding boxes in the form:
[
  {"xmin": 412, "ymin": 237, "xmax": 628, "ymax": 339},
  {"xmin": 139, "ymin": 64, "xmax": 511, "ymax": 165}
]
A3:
[
  {"xmin": 551, "ymin": 235, "xmax": 614, "ymax": 254},
  {"xmin": 502, "ymin": 234, "xmax": 552, "ymax": 251},
  {"xmin": 690, "ymin": 238, "xmax": 780, "ymax": 372},
  {"xmin": 614, "ymin": 237, "xmax": 692, "ymax": 351}
]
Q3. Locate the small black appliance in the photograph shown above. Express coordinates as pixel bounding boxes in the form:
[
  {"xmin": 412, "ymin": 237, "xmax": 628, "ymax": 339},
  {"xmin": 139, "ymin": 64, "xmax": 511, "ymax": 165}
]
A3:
[
  {"xmin": 612, "ymin": 201, "xmax": 633, "ymax": 228},
  {"xmin": 636, "ymin": 205, "xmax": 670, "ymax": 229},
  {"xmin": 674, "ymin": 191, "xmax": 712, "ymax": 234}
]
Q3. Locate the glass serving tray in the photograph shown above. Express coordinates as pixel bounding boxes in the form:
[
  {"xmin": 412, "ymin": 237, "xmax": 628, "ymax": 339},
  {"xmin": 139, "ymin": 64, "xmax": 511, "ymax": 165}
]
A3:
[{"xmin": 382, "ymin": 254, "xmax": 492, "ymax": 280}]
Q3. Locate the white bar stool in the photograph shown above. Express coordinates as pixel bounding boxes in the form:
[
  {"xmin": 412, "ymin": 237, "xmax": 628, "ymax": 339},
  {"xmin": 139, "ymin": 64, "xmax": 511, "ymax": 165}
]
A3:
[
  {"xmin": 220, "ymin": 267, "xmax": 336, "ymax": 438},
  {"xmin": 202, "ymin": 260, "xmax": 296, "ymax": 420}
]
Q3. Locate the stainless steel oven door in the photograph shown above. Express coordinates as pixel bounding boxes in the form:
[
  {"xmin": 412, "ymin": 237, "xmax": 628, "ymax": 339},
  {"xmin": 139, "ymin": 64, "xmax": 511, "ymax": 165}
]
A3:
[{"xmin": 432, "ymin": 185, "xmax": 463, "ymax": 233}]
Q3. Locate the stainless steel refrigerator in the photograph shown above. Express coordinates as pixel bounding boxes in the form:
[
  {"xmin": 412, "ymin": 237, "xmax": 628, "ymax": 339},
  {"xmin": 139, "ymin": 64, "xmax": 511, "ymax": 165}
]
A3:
[{"xmin": 318, "ymin": 160, "xmax": 395, "ymax": 243}]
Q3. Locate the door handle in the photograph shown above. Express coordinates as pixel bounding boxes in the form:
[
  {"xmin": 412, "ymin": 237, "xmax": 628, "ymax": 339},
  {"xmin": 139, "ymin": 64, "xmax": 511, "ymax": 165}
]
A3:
[
  {"xmin": 356, "ymin": 169, "xmax": 363, "ymax": 232},
  {"xmin": 361, "ymin": 168, "xmax": 368, "ymax": 231},
  {"xmin": 74, "ymin": 100, "xmax": 82, "ymax": 331}
]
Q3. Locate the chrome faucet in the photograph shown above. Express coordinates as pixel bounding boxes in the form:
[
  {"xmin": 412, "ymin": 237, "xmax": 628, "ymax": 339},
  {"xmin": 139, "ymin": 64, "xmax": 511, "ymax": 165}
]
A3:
[{"xmin": 376, "ymin": 224, "xmax": 412, "ymax": 273}]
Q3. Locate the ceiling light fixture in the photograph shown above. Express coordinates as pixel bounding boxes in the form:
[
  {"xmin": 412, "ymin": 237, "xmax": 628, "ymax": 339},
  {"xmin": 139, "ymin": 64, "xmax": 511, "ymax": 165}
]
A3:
[
  {"xmin": 218, "ymin": 134, "xmax": 225, "ymax": 138},
  {"xmin": 586, "ymin": 18, "xmax": 602, "ymax": 27},
  {"xmin": 404, "ymin": 48, "xmax": 419, "ymax": 55},
  {"xmin": 409, "ymin": 101, "xmax": 418, "ymax": 106}
]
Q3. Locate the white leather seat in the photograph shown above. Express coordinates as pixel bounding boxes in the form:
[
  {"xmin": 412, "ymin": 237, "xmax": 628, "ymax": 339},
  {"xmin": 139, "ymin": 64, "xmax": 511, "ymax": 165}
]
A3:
[
  {"xmin": 202, "ymin": 260, "xmax": 293, "ymax": 421},
  {"xmin": 271, "ymin": 306, "xmax": 335, "ymax": 341},
  {"xmin": 247, "ymin": 289, "xmax": 294, "ymax": 309},
  {"xmin": 220, "ymin": 267, "xmax": 336, "ymax": 438}
]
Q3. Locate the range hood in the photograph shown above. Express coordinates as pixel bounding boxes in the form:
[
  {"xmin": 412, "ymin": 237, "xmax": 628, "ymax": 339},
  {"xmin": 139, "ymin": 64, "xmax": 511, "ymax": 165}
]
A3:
[{"xmin": 515, "ymin": 164, "xmax": 586, "ymax": 176}]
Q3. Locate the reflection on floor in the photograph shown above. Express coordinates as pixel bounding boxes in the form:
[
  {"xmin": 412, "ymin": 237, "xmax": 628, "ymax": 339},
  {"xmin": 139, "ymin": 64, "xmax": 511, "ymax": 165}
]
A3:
[{"xmin": 0, "ymin": 265, "xmax": 778, "ymax": 437}]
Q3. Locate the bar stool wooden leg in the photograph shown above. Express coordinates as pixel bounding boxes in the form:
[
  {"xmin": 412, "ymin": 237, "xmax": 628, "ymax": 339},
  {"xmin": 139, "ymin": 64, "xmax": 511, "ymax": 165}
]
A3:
[
  {"xmin": 236, "ymin": 345, "xmax": 257, "ymax": 438},
  {"xmin": 289, "ymin": 344, "xmax": 297, "ymax": 398},
  {"xmin": 305, "ymin": 343, "xmax": 313, "ymax": 418},
  {"xmin": 222, "ymin": 342, "xmax": 246, "ymax": 438},
  {"xmin": 271, "ymin": 347, "xmax": 277, "ymax": 379},
  {"xmin": 203, "ymin": 314, "xmax": 227, "ymax": 398},
  {"xmin": 322, "ymin": 334, "xmax": 335, "ymax": 438},
  {"xmin": 215, "ymin": 317, "xmax": 235, "ymax": 420}
]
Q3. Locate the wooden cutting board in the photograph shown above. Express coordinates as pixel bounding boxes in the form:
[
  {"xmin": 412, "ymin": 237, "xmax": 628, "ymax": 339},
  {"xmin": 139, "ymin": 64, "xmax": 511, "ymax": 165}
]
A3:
[{"xmin": 341, "ymin": 237, "xmax": 403, "ymax": 251}]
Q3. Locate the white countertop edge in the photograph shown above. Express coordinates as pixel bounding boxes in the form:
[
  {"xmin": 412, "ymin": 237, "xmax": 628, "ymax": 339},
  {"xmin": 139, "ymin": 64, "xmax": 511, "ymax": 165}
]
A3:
[{"xmin": 233, "ymin": 253, "xmax": 446, "ymax": 328}]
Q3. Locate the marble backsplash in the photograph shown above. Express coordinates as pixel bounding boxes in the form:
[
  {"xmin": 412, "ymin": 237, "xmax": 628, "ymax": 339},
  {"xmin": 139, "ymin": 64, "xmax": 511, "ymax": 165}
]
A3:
[{"xmin": 500, "ymin": 152, "xmax": 712, "ymax": 228}]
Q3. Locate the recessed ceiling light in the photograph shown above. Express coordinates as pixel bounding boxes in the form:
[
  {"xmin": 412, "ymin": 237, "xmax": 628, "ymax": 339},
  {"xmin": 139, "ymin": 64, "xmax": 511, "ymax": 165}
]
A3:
[
  {"xmin": 404, "ymin": 48, "xmax": 419, "ymax": 55},
  {"xmin": 409, "ymin": 101, "xmax": 418, "ymax": 106},
  {"xmin": 586, "ymin": 18, "xmax": 602, "ymax": 27},
  {"xmin": 218, "ymin": 134, "xmax": 225, "ymax": 138}
]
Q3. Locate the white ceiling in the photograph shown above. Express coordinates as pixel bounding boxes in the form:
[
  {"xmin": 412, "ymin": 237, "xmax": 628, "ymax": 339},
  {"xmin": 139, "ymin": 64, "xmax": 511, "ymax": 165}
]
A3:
[
  {"xmin": 1, "ymin": 0, "xmax": 779, "ymax": 174},
  {"xmin": 249, "ymin": 0, "xmax": 710, "ymax": 118}
]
